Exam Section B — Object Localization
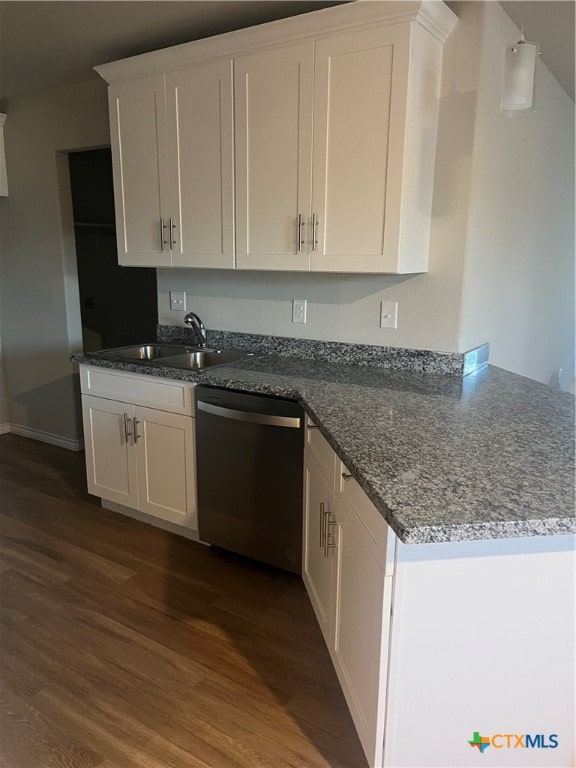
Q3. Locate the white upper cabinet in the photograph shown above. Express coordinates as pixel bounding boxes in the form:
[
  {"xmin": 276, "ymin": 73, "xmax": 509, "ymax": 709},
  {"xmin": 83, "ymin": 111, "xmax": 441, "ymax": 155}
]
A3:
[
  {"xmin": 312, "ymin": 26, "xmax": 409, "ymax": 273},
  {"xmin": 166, "ymin": 61, "xmax": 234, "ymax": 268},
  {"xmin": 97, "ymin": 2, "xmax": 457, "ymax": 274},
  {"xmin": 235, "ymin": 43, "xmax": 313, "ymax": 271},
  {"xmin": 108, "ymin": 62, "xmax": 234, "ymax": 268},
  {"xmin": 109, "ymin": 75, "xmax": 171, "ymax": 267},
  {"xmin": 235, "ymin": 24, "xmax": 436, "ymax": 274}
]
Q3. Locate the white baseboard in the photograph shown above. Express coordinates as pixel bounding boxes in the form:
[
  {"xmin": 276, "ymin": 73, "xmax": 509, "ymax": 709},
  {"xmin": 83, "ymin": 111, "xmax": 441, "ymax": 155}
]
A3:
[
  {"xmin": 3, "ymin": 423, "xmax": 84, "ymax": 451},
  {"xmin": 102, "ymin": 499, "xmax": 207, "ymax": 544}
]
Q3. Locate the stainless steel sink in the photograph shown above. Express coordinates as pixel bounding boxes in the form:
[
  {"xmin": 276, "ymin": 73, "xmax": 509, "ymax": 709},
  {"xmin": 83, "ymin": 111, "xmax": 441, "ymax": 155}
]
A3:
[
  {"xmin": 90, "ymin": 343, "xmax": 250, "ymax": 370},
  {"xmin": 97, "ymin": 344, "xmax": 197, "ymax": 361},
  {"xmin": 160, "ymin": 349, "xmax": 250, "ymax": 370}
]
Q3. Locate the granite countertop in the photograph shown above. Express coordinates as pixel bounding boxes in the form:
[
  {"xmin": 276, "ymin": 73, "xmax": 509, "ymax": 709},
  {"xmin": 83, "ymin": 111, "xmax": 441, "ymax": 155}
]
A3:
[{"xmin": 73, "ymin": 338, "xmax": 575, "ymax": 545}]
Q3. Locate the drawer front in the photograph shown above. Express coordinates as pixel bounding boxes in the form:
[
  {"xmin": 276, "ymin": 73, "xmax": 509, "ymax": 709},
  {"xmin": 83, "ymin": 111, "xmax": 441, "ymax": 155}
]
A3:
[
  {"xmin": 305, "ymin": 414, "xmax": 336, "ymax": 487},
  {"xmin": 80, "ymin": 366, "xmax": 194, "ymax": 415},
  {"xmin": 338, "ymin": 462, "xmax": 395, "ymax": 574}
]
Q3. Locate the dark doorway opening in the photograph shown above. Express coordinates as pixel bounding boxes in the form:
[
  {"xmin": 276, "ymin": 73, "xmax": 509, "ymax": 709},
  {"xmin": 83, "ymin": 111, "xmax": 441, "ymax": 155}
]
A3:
[{"xmin": 68, "ymin": 148, "xmax": 158, "ymax": 352}]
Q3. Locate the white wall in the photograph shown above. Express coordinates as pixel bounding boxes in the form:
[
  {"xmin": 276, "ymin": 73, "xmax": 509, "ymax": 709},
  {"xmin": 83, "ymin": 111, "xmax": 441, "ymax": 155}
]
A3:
[
  {"xmin": 0, "ymin": 78, "xmax": 110, "ymax": 445},
  {"xmin": 459, "ymin": 3, "xmax": 575, "ymax": 390},
  {"xmin": 157, "ymin": 1, "xmax": 485, "ymax": 354}
]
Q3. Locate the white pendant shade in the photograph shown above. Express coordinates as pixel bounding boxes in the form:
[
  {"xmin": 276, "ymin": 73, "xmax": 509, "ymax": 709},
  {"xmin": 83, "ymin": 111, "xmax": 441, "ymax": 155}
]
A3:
[{"xmin": 501, "ymin": 40, "xmax": 538, "ymax": 111}]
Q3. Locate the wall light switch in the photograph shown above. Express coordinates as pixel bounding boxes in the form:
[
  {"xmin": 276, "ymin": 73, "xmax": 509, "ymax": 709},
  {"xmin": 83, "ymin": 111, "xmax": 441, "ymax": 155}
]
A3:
[
  {"xmin": 380, "ymin": 301, "xmax": 398, "ymax": 329},
  {"xmin": 292, "ymin": 298, "xmax": 307, "ymax": 324},
  {"xmin": 170, "ymin": 290, "xmax": 186, "ymax": 312}
]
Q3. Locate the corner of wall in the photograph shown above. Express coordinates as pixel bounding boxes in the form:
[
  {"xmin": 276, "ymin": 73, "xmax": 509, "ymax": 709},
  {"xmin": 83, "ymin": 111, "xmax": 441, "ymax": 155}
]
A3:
[
  {"xmin": 459, "ymin": 1, "xmax": 575, "ymax": 390},
  {"xmin": 428, "ymin": 0, "xmax": 485, "ymax": 351}
]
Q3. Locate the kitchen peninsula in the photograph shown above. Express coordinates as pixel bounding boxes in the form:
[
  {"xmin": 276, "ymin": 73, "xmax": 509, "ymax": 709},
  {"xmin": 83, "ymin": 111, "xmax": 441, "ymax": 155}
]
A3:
[{"xmin": 74, "ymin": 328, "xmax": 575, "ymax": 768}]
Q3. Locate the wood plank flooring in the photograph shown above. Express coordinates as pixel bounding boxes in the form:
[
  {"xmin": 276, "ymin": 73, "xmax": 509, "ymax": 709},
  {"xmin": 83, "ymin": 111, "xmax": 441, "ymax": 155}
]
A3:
[{"xmin": 0, "ymin": 434, "xmax": 367, "ymax": 768}]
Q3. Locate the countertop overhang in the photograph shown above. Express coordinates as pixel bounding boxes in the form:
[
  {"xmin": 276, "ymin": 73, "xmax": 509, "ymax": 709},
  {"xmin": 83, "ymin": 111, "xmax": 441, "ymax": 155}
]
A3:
[{"xmin": 73, "ymin": 349, "xmax": 575, "ymax": 545}]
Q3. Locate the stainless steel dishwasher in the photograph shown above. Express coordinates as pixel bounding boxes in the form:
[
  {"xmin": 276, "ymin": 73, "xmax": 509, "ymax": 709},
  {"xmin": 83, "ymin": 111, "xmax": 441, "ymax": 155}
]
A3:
[{"xmin": 195, "ymin": 386, "xmax": 304, "ymax": 574}]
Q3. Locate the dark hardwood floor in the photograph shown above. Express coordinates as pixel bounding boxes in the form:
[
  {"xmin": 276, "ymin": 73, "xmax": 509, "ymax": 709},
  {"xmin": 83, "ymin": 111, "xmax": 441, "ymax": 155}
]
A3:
[{"xmin": 0, "ymin": 434, "xmax": 367, "ymax": 768}]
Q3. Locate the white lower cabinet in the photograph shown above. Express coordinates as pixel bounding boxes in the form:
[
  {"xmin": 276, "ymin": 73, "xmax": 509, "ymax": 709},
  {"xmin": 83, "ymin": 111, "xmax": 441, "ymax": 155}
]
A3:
[
  {"xmin": 303, "ymin": 417, "xmax": 395, "ymax": 768},
  {"xmin": 303, "ymin": 450, "xmax": 335, "ymax": 636},
  {"xmin": 133, "ymin": 405, "xmax": 195, "ymax": 525},
  {"xmin": 303, "ymin": 434, "xmax": 575, "ymax": 768},
  {"xmin": 80, "ymin": 368, "xmax": 197, "ymax": 529},
  {"xmin": 82, "ymin": 395, "xmax": 139, "ymax": 509},
  {"xmin": 331, "ymin": 494, "xmax": 393, "ymax": 768}
]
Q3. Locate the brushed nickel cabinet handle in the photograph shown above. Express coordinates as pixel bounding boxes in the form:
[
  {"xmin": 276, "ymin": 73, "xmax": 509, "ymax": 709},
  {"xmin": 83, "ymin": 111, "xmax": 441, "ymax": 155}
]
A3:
[
  {"xmin": 169, "ymin": 217, "xmax": 177, "ymax": 249},
  {"xmin": 306, "ymin": 424, "xmax": 318, "ymax": 431},
  {"xmin": 311, "ymin": 213, "xmax": 319, "ymax": 251},
  {"xmin": 324, "ymin": 514, "xmax": 338, "ymax": 557},
  {"xmin": 342, "ymin": 472, "xmax": 353, "ymax": 481},
  {"xmin": 133, "ymin": 417, "xmax": 140, "ymax": 443},
  {"xmin": 123, "ymin": 413, "xmax": 132, "ymax": 443},
  {"xmin": 160, "ymin": 218, "xmax": 167, "ymax": 251},
  {"xmin": 297, "ymin": 213, "xmax": 305, "ymax": 252}
]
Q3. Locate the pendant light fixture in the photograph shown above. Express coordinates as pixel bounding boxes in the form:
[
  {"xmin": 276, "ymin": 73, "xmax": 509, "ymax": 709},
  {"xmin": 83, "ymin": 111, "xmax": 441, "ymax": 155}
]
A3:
[
  {"xmin": 501, "ymin": 6, "xmax": 540, "ymax": 116},
  {"xmin": 501, "ymin": 33, "xmax": 541, "ymax": 113}
]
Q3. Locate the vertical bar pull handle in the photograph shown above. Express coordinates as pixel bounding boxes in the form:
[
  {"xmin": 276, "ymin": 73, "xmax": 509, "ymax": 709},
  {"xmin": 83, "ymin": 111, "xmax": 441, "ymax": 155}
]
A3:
[
  {"xmin": 123, "ymin": 413, "xmax": 132, "ymax": 443},
  {"xmin": 159, "ymin": 218, "xmax": 165, "ymax": 251},
  {"xmin": 297, "ymin": 213, "xmax": 305, "ymax": 252},
  {"xmin": 133, "ymin": 417, "xmax": 140, "ymax": 443},
  {"xmin": 311, "ymin": 213, "xmax": 319, "ymax": 251},
  {"xmin": 169, "ymin": 217, "xmax": 177, "ymax": 249},
  {"xmin": 325, "ymin": 516, "xmax": 337, "ymax": 558}
]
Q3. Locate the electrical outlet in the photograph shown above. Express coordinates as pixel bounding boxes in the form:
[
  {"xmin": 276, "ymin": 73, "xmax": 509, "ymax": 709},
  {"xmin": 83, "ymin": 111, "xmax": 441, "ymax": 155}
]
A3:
[
  {"xmin": 170, "ymin": 290, "xmax": 186, "ymax": 312},
  {"xmin": 380, "ymin": 301, "xmax": 398, "ymax": 329},
  {"xmin": 292, "ymin": 298, "xmax": 307, "ymax": 324}
]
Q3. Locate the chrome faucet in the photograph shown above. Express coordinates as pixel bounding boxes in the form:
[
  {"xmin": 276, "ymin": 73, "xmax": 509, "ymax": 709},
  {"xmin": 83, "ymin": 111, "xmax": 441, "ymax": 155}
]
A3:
[{"xmin": 184, "ymin": 312, "xmax": 207, "ymax": 348}]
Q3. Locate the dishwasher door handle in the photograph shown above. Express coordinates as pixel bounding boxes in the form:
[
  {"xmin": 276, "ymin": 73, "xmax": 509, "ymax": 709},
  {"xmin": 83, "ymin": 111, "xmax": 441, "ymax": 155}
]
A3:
[{"xmin": 197, "ymin": 400, "xmax": 302, "ymax": 429}]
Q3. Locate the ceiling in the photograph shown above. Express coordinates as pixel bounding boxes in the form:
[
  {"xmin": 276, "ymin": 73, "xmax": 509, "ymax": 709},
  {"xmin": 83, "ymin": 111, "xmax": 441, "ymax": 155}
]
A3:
[
  {"xmin": 0, "ymin": 1, "xmax": 574, "ymax": 105},
  {"xmin": 0, "ymin": 1, "xmax": 344, "ymax": 104}
]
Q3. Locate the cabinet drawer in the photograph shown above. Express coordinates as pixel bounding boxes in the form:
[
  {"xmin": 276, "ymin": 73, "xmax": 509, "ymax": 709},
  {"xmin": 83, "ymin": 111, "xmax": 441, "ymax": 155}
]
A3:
[
  {"xmin": 80, "ymin": 366, "xmax": 194, "ymax": 415},
  {"xmin": 338, "ymin": 462, "xmax": 395, "ymax": 574},
  {"xmin": 305, "ymin": 415, "xmax": 336, "ymax": 487}
]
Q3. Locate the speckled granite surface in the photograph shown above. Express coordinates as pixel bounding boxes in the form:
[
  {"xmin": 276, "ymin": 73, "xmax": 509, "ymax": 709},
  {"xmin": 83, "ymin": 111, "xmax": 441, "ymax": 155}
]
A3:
[
  {"xmin": 156, "ymin": 325, "xmax": 489, "ymax": 377},
  {"xmin": 73, "ymin": 347, "xmax": 575, "ymax": 546}
]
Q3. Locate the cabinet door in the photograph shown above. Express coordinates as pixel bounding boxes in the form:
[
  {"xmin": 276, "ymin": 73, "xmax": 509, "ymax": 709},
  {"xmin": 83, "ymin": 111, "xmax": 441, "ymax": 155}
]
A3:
[
  {"xmin": 82, "ymin": 395, "xmax": 138, "ymax": 508},
  {"xmin": 235, "ymin": 43, "xmax": 313, "ymax": 270},
  {"xmin": 134, "ymin": 406, "xmax": 197, "ymax": 528},
  {"xmin": 311, "ymin": 25, "xmax": 410, "ymax": 273},
  {"xmin": 331, "ymin": 499, "xmax": 392, "ymax": 767},
  {"xmin": 109, "ymin": 75, "xmax": 171, "ymax": 267},
  {"xmin": 302, "ymin": 451, "xmax": 334, "ymax": 643},
  {"xmin": 166, "ymin": 60, "xmax": 234, "ymax": 269}
]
